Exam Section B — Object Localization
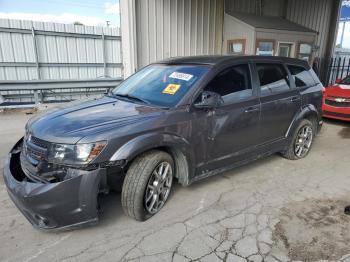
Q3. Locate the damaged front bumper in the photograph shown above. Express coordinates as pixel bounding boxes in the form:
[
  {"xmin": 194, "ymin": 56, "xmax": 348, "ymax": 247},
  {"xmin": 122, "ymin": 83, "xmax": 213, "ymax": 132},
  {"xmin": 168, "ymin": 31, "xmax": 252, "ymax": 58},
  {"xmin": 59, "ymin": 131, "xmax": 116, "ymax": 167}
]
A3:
[{"xmin": 3, "ymin": 138, "xmax": 108, "ymax": 230}]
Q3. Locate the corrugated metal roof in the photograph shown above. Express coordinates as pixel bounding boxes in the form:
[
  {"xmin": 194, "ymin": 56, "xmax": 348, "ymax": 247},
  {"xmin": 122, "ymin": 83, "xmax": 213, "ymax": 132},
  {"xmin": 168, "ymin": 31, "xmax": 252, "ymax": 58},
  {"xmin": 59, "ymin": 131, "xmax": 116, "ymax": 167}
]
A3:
[{"xmin": 226, "ymin": 11, "xmax": 317, "ymax": 33}]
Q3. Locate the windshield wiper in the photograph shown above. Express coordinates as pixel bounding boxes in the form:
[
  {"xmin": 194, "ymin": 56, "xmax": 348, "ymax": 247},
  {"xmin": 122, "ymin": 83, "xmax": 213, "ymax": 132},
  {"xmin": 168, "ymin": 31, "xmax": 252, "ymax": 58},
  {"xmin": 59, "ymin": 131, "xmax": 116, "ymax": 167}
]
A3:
[{"xmin": 113, "ymin": 94, "xmax": 150, "ymax": 104}]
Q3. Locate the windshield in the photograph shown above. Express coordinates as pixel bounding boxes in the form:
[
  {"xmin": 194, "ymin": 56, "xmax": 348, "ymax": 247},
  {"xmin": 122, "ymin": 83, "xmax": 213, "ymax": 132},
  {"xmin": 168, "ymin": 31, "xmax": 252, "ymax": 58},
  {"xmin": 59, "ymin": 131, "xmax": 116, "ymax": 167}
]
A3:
[
  {"xmin": 111, "ymin": 64, "xmax": 209, "ymax": 107},
  {"xmin": 340, "ymin": 76, "xmax": 350, "ymax": 85}
]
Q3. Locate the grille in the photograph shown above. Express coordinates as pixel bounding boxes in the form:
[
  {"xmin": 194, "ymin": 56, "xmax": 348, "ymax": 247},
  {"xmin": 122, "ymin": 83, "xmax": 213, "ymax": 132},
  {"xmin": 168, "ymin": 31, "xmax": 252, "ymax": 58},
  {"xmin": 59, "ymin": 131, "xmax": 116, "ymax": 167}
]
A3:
[
  {"xmin": 24, "ymin": 136, "xmax": 49, "ymax": 163},
  {"xmin": 30, "ymin": 136, "xmax": 50, "ymax": 149},
  {"xmin": 325, "ymin": 96, "xmax": 350, "ymax": 108},
  {"xmin": 323, "ymin": 111, "xmax": 350, "ymax": 118},
  {"xmin": 325, "ymin": 99, "xmax": 350, "ymax": 108}
]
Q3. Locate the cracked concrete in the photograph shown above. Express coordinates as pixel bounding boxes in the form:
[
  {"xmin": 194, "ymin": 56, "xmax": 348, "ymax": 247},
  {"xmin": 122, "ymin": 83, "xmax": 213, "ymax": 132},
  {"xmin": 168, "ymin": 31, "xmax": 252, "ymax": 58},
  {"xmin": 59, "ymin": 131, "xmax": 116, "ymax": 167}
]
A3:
[{"xmin": 0, "ymin": 111, "xmax": 350, "ymax": 262}]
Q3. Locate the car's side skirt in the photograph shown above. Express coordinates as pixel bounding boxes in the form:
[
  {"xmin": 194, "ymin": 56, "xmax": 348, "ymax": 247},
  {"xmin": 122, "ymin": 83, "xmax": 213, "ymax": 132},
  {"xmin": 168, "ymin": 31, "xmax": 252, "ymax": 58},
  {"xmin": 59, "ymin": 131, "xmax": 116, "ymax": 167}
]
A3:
[{"xmin": 189, "ymin": 138, "xmax": 287, "ymax": 185}]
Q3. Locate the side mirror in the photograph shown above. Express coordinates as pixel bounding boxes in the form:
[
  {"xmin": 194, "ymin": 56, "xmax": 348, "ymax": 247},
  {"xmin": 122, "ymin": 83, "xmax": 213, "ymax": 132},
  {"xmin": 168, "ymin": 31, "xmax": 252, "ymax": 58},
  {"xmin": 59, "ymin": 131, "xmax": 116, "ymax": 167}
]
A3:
[
  {"xmin": 335, "ymin": 79, "xmax": 342, "ymax": 84},
  {"xmin": 194, "ymin": 91, "xmax": 223, "ymax": 109}
]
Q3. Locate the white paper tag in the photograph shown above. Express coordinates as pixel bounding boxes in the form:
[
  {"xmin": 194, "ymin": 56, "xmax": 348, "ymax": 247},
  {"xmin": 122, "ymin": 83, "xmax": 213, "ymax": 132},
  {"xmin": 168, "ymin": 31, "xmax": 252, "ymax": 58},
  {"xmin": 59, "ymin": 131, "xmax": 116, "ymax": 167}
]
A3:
[{"xmin": 169, "ymin": 72, "xmax": 193, "ymax": 81}]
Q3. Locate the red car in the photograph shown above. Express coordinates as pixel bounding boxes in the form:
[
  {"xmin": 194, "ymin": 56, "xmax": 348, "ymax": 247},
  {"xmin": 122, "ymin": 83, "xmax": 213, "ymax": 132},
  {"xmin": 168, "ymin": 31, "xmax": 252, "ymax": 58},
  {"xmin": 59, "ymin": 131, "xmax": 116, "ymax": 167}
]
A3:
[{"xmin": 323, "ymin": 75, "xmax": 350, "ymax": 121}]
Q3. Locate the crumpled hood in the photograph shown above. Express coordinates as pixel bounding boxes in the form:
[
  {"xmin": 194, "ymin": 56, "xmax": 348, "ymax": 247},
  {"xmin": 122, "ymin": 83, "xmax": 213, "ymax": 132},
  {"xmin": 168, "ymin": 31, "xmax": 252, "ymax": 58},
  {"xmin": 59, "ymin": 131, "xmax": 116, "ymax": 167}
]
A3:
[
  {"xmin": 325, "ymin": 84, "xmax": 350, "ymax": 98},
  {"xmin": 27, "ymin": 97, "xmax": 164, "ymax": 144}
]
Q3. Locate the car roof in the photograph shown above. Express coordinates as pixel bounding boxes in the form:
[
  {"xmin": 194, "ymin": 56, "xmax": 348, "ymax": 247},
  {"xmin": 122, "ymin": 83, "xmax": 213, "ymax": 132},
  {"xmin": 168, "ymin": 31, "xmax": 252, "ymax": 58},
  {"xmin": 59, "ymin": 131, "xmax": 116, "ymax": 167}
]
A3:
[{"xmin": 156, "ymin": 55, "xmax": 310, "ymax": 68}]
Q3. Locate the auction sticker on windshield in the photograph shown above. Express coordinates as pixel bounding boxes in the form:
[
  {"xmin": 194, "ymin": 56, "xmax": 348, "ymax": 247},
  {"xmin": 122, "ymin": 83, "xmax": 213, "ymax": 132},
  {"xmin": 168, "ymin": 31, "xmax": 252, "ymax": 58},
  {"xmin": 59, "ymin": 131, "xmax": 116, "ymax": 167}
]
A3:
[
  {"xmin": 162, "ymin": 84, "xmax": 181, "ymax": 95},
  {"xmin": 169, "ymin": 72, "xmax": 193, "ymax": 81}
]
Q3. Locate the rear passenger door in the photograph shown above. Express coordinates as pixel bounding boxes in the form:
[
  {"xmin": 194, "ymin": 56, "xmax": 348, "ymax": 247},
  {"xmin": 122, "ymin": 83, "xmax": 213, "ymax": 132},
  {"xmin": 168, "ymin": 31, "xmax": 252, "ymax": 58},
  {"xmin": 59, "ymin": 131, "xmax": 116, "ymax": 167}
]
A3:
[{"xmin": 255, "ymin": 62, "xmax": 301, "ymax": 143}]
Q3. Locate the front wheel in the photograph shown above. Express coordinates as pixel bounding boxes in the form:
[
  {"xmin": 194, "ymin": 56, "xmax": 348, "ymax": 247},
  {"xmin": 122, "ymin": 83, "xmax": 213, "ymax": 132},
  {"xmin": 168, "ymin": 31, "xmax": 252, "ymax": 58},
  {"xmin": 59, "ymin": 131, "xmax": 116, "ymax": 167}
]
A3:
[
  {"xmin": 282, "ymin": 119, "xmax": 314, "ymax": 160},
  {"xmin": 121, "ymin": 150, "xmax": 174, "ymax": 221}
]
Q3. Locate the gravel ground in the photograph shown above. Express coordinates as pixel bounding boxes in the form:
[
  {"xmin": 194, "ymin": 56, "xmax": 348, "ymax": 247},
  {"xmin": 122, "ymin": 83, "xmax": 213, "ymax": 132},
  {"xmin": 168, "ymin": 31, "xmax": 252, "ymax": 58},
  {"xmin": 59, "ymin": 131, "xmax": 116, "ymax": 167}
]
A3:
[{"xmin": 0, "ymin": 109, "xmax": 350, "ymax": 262}]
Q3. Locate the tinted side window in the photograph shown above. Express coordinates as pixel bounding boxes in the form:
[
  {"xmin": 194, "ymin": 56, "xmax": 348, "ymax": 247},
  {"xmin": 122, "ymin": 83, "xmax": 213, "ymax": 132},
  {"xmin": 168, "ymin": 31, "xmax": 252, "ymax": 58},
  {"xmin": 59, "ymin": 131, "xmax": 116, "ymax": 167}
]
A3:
[
  {"xmin": 256, "ymin": 63, "xmax": 290, "ymax": 95},
  {"xmin": 204, "ymin": 64, "xmax": 252, "ymax": 104},
  {"xmin": 287, "ymin": 65, "xmax": 316, "ymax": 87}
]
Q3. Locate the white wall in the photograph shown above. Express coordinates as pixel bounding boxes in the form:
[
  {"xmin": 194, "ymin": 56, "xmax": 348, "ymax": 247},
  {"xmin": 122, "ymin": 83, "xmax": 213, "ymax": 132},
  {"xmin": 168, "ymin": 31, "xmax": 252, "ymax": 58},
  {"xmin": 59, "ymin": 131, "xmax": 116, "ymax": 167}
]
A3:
[{"xmin": 223, "ymin": 13, "xmax": 255, "ymax": 54}]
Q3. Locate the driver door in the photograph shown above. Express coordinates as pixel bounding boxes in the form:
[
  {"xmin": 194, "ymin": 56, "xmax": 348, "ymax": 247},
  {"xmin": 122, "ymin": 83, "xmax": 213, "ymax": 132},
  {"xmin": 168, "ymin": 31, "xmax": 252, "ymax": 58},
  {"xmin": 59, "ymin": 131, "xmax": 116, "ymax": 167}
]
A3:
[{"xmin": 195, "ymin": 63, "xmax": 261, "ymax": 173}]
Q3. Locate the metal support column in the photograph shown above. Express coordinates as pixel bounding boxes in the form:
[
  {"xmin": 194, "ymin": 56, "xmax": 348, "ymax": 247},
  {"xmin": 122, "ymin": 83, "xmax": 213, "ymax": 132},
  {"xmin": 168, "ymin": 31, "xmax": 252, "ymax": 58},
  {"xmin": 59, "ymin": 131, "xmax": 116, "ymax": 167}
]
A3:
[
  {"xmin": 340, "ymin": 21, "xmax": 346, "ymax": 48},
  {"xmin": 33, "ymin": 90, "xmax": 39, "ymax": 105},
  {"xmin": 31, "ymin": 27, "xmax": 41, "ymax": 80},
  {"xmin": 102, "ymin": 33, "xmax": 107, "ymax": 77}
]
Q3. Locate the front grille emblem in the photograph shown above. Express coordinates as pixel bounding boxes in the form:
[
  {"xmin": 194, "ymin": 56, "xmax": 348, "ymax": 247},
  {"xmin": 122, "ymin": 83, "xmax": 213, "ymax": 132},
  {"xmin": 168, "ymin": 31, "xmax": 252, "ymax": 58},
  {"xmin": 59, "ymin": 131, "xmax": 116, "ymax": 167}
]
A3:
[{"xmin": 335, "ymin": 98, "xmax": 346, "ymax": 103}]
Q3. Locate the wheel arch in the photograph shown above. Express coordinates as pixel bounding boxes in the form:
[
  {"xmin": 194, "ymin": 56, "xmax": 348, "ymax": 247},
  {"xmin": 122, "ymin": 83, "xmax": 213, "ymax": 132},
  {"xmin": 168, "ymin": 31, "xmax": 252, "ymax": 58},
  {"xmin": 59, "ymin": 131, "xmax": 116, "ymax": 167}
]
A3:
[
  {"xmin": 285, "ymin": 104, "xmax": 321, "ymax": 138},
  {"xmin": 110, "ymin": 133, "xmax": 194, "ymax": 186}
]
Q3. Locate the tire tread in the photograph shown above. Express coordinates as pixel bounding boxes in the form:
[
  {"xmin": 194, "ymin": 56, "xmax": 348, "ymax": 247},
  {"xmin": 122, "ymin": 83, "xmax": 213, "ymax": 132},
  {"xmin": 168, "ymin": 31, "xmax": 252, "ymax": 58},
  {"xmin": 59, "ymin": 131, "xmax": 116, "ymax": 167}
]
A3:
[{"xmin": 121, "ymin": 150, "xmax": 173, "ymax": 221}]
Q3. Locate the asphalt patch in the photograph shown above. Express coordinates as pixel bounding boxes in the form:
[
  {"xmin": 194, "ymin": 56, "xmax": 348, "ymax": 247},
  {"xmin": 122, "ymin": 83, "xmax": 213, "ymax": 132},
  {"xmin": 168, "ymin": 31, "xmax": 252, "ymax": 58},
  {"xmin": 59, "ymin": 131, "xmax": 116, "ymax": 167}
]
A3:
[{"xmin": 273, "ymin": 198, "xmax": 350, "ymax": 261}]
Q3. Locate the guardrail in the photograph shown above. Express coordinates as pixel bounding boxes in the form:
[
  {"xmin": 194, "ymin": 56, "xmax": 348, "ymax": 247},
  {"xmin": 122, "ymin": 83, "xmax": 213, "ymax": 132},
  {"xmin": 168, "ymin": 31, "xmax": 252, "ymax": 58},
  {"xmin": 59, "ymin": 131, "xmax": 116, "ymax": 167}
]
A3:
[{"xmin": 0, "ymin": 78, "xmax": 122, "ymax": 109}]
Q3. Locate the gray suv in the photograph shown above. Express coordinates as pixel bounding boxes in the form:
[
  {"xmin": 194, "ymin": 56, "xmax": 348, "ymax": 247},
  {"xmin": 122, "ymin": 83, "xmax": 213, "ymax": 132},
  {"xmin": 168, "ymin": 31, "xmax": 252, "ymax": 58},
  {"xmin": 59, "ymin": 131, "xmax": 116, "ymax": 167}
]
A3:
[{"xmin": 3, "ymin": 56, "xmax": 323, "ymax": 230}]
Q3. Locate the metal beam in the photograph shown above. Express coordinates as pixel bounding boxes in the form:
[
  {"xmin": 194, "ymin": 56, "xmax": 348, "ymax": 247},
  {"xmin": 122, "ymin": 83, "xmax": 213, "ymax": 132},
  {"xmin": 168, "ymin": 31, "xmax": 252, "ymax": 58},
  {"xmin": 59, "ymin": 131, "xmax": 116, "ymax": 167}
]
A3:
[
  {"xmin": 102, "ymin": 33, "xmax": 107, "ymax": 77},
  {"xmin": 0, "ymin": 78, "xmax": 123, "ymax": 108},
  {"xmin": 0, "ymin": 78, "xmax": 122, "ymax": 91},
  {"xmin": 0, "ymin": 27, "xmax": 121, "ymax": 40},
  {"xmin": 0, "ymin": 62, "xmax": 123, "ymax": 67},
  {"xmin": 31, "ymin": 27, "xmax": 41, "ymax": 80}
]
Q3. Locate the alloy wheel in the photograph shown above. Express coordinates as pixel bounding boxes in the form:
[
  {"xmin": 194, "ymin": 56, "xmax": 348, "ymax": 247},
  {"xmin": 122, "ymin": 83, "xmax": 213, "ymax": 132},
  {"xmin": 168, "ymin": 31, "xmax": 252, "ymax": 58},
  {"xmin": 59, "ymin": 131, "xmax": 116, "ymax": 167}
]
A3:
[
  {"xmin": 144, "ymin": 161, "xmax": 173, "ymax": 214},
  {"xmin": 294, "ymin": 125, "xmax": 313, "ymax": 158}
]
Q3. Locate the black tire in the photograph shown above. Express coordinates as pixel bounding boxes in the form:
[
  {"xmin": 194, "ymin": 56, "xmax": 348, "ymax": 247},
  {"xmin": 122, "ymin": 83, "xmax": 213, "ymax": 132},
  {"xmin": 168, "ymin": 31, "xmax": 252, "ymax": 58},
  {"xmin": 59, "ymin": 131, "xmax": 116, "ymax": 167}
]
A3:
[
  {"xmin": 121, "ymin": 150, "xmax": 174, "ymax": 221},
  {"xmin": 282, "ymin": 119, "xmax": 314, "ymax": 160}
]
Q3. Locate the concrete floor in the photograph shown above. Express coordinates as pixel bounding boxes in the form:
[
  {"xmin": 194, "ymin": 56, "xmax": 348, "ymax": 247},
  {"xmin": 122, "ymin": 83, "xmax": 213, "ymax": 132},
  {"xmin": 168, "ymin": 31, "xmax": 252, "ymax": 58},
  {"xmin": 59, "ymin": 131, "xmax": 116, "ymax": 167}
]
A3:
[{"xmin": 1, "ymin": 110, "xmax": 350, "ymax": 262}]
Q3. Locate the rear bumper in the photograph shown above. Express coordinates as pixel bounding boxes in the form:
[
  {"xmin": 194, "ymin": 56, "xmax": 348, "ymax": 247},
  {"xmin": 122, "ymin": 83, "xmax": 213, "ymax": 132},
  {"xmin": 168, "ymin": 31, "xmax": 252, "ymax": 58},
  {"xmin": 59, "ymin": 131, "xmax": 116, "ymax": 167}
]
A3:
[
  {"xmin": 3, "ymin": 139, "xmax": 107, "ymax": 230},
  {"xmin": 322, "ymin": 104, "xmax": 350, "ymax": 121}
]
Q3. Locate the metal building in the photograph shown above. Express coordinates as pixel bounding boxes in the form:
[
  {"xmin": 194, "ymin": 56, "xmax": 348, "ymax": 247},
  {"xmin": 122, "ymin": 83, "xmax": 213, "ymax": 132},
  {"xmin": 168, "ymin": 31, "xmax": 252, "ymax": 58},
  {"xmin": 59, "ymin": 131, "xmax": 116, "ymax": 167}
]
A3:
[
  {"xmin": 120, "ymin": 0, "xmax": 342, "ymax": 82},
  {"xmin": 0, "ymin": 19, "xmax": 122, "ymax": 81},
  {"xmin": 0, "ymin": 19, "xmax": 123, "ymax": 106}
]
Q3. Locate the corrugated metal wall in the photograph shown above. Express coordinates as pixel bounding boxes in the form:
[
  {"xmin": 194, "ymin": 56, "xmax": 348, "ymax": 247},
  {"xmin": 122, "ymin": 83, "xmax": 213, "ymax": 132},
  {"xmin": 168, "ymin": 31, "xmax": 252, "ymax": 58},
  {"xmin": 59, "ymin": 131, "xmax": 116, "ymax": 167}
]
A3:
[
  {"xmin": 135, "ymin": 0, "xmax": 224, "ymax": 68},
  {"xmin": 225, "ymin": 0, "xmax": 286, "ymax": 17},
  {"xmin": 225, "ymin": 0, "xmax": 260, "ymax": 15},
  {"xmin": 285, "ymin": 0, "xmax": 335, "ymax": 60},
  {"xmin": 0, "ymin": 19, "xmax": 122, "ymax": 81}
]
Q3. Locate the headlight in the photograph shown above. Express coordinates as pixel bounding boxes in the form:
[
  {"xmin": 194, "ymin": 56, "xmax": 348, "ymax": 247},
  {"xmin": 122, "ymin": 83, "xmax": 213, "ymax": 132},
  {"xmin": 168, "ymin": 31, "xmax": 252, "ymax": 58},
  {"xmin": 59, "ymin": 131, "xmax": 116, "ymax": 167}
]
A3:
[{"xmin": 47, "ymin": 141, "xmax": 107, "ymax": 165}]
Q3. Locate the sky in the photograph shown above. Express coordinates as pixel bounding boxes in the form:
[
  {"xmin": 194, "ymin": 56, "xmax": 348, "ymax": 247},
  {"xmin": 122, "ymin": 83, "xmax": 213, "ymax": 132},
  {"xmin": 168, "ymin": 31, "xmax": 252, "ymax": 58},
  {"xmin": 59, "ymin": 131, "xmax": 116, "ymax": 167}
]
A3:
[
  {"xmin": 0, "ymin": 0, "xmax": 120, "ymax": 27},
  {"xmin": 336, "ymin": 22, "xmax": 350, "ymax": 48}
]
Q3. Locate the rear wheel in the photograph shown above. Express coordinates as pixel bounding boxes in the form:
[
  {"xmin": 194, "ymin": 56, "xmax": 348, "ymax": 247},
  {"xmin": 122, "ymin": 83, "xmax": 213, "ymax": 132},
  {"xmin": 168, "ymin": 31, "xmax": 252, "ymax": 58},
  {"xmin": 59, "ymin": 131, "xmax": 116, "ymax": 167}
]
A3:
[
  {"xmin": 121, "ymin": 150, "xmax": 174, "ymax": 221},
  {"xmin": 282, "ymin": 119, "xmax": 314, "ymax": 160}
]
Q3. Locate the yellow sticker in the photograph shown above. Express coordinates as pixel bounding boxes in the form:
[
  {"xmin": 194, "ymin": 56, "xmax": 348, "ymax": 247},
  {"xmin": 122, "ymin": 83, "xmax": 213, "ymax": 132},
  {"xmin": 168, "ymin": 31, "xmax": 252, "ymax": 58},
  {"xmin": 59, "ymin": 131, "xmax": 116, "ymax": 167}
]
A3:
[{"xmin": 162, "ymin": 84, "xmax": 181, "ymax": 95}]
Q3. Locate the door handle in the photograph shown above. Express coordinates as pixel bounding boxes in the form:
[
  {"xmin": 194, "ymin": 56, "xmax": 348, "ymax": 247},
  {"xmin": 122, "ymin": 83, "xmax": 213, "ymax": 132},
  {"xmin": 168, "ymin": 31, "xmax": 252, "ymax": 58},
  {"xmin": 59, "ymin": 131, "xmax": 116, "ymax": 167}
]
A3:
[
  {"xmin": 244, "ymin": 106, "xmax": 259, "ymax": 113},
  {"xmin": 290, "ymin": 96, "xmax": 300, "ymax": 102}
]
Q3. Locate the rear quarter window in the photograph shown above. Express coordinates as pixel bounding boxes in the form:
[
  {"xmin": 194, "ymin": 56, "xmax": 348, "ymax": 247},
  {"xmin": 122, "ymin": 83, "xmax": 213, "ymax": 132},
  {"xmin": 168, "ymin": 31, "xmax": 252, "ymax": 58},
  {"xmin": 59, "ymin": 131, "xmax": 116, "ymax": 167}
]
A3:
[
  {"xmin": 256, "ymin": 63, "xmax": 290, "ymax": 95},
  {"xmin": 287, "ymin": 65, "xmax": 317, "ymax": 88}
]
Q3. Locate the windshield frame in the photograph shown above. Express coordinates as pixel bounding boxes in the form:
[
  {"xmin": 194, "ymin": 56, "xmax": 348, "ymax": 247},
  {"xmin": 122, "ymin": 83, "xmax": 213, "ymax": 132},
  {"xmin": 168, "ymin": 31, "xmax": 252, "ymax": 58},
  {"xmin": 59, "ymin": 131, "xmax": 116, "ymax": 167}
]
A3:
[{"xmin": 110, "ymin": 63, "xmax": 212, "ymax": 108}]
